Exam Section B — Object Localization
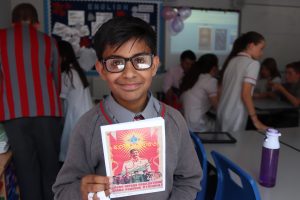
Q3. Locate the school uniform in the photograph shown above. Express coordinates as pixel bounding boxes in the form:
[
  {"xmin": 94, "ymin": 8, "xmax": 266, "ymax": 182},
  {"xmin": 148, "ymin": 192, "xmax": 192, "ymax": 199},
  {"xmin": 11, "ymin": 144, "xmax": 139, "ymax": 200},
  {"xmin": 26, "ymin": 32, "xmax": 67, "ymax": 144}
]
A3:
[
  {"xmin": 163, "ymin": 65, "xmax": 183, "ymax": 93},
  {"xmin": 53, "ymin": 94, "xmax": 202, "ymax": 200},
  {"xmin": 217, "ymin": 52, "xmax": 260, "ymax": 132},
  {"xmin": 255, "ymin": 76, "xmax": 281, "ymax": 93},
  {"xmin": 181, "ymin": 74, "xmax": 218, "ymax": 132},
  {"xmin": 283, "ymin": 80, "xmax": 300, "ymax": 98},
  {"xmin": 59, "ymin": 68, "xmax": 93, "ymax": 161}
]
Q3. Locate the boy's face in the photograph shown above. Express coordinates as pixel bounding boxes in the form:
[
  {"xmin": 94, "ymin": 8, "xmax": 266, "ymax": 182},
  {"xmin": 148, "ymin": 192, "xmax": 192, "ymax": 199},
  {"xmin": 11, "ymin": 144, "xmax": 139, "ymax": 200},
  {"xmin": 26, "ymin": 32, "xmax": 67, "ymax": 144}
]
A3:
[
  {"xmin": 181, "ymin": 58, "xmax": 195, "ymax": 74},
  {"xmin": 285, "ymin": 67, "xmax": 300, "ymax": 84},
  {"xmin": 96, "ymin": 38, "xmax": 160, "ymax": 111}
]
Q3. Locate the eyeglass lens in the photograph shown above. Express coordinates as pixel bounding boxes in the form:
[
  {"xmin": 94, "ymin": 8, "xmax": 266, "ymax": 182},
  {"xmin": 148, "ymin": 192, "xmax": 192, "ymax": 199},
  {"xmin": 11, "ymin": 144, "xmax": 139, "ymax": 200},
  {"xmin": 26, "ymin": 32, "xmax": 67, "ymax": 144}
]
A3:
[{"xmin": 104, "ymin": 54, "xmax": 152, "ymax": 72}]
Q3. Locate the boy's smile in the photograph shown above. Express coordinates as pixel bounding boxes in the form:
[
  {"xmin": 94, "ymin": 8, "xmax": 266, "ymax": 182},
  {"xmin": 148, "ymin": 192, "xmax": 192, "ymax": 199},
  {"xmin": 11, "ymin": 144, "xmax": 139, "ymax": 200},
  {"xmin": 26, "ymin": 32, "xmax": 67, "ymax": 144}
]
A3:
[{"xmin": 96, "ymin": 38, "xmax": 160, "ymax": 113}]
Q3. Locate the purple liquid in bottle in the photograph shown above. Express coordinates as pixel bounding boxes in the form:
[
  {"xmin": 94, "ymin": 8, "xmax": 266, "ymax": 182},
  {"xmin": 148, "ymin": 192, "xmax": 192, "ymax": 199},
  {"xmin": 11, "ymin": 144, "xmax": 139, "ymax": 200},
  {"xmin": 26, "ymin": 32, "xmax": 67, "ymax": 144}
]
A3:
[{"xmin": 259, "ymin": 147, "xmax": 280, "ymax": 187}]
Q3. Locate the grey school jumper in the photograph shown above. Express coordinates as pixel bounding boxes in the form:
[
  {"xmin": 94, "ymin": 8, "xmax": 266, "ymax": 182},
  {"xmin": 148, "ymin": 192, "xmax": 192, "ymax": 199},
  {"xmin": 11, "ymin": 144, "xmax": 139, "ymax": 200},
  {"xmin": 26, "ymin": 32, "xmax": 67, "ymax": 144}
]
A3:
[{"xmin": 53, "ymin": 95, "xmax": 202, "ymax": 200}]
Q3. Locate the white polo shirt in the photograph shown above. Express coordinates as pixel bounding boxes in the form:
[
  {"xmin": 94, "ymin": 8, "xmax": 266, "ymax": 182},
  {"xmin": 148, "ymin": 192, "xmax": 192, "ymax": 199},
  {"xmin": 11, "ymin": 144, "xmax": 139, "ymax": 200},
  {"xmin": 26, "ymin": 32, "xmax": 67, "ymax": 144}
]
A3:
[
  {"xmin": 181, "ymin": 74, "xmax": 218, "ymax": 132},
  {"xmin": 217, "ymin": 52, "xmax": 260, "ymax": 132}
]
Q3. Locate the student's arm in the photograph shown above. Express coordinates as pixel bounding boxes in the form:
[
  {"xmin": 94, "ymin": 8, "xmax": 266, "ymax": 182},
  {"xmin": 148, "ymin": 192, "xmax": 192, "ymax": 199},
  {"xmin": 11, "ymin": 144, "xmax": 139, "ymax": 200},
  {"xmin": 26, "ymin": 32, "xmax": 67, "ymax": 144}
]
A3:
[
  {"xmin": 165, "ymin": 88, "xmax": 175, "ymax": 104},
  {"xmin": 168, "ymin": 111, "xmax": 202, "ymax": 200},
  {"xmin": 208, "ymin": 78, "xmax": 219, "ymax": 110},
  {"xmin": 209, "ymin": 96, "xmax": 218, "ymax": 110},
  {"xmin": 53, "ymin": 110, "xmax": 111, "ymax": 200},
  {"xmin": 163, "ymin": 70, "xmax": 174, "ymax": 94},
  {"xmin": 242, "ymin": 82, "xmax": 268, "ymax": 132},
  {"xmin": 271, "ymin": 83, "xmax": 300, "ymax": 106}
]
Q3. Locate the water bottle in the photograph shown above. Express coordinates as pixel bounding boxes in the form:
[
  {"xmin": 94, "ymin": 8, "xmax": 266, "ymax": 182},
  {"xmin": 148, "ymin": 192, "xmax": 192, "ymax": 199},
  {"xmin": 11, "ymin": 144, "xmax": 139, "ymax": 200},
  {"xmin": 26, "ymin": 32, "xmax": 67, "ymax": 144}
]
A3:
[{"xmin": 259, "ymin": 128, "xmax": 281, "ymax": 187}]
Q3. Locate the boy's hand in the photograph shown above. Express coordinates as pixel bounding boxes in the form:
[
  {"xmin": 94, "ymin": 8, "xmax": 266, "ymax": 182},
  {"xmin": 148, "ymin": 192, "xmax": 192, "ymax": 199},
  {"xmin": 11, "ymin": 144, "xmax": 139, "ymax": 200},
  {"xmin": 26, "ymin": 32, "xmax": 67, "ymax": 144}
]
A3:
[
  {"xmin": 81, "ymin": 175, "xmax": 112, "ymax": 200},
  {"xmin": 269, "ymin": 82, "xmax": 284, "ymax": 92}
]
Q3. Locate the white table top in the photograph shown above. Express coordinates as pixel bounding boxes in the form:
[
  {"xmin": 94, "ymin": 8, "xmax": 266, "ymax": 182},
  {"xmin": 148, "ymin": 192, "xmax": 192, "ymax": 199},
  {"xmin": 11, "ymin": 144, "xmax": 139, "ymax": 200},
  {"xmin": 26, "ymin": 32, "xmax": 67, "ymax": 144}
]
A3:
[
  {"xmin": 203, "ymin": 130, "xmax": 300, "ymax": 200},
  {"xmin": 277, "ymin": 127, "xmax": 300, "ymax": 151}
]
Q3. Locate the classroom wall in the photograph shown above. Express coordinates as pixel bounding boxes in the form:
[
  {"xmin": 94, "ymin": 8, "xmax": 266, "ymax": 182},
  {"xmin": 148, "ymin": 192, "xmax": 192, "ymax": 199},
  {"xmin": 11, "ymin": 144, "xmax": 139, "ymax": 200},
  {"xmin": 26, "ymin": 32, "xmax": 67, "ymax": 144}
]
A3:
[
  {"xmin": 241, "ymin": 0, "xmax": 300, "ymax": 69},
  {"xmin": 11, "ymin": 0, "xmax": 44, "ymax": 31},
  {"xmin": 0, "ymin": 0, "xmax": 11, "ymax": 28},
  {"xmin": 8, "ymin": 0, "xmax": 300, "ymax": 99}
]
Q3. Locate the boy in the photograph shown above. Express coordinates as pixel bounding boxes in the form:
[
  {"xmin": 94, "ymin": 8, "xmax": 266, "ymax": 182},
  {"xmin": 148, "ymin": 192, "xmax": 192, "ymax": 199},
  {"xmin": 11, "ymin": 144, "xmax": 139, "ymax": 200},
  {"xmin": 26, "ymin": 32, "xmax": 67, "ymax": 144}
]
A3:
[
  {"xmin": 163, "ymin": 50, "xmax": 196, "ymax": 108},
  {"xmin": 53, "ymin": 16, "xmax": 201, "ymax": 200},
  {"xmin": 271, "ymin": 61, "xmax": 300, "ymax": 106}
]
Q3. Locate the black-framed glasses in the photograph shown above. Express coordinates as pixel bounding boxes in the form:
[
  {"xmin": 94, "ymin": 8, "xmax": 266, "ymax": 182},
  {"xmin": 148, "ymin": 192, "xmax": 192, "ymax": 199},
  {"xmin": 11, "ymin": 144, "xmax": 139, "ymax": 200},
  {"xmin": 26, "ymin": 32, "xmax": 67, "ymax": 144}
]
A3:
[{"xmin": 101, "ymin": 53, "xmax": 154, "ymax": 73}]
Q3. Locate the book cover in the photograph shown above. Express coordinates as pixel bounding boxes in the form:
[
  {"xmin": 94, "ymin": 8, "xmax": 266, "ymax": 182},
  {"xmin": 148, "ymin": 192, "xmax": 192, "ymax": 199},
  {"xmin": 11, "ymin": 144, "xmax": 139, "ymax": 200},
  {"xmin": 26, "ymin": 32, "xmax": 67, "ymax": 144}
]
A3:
[{"xmin": 101, "ymin": 117, "xmax": 165, "ymax": 198}]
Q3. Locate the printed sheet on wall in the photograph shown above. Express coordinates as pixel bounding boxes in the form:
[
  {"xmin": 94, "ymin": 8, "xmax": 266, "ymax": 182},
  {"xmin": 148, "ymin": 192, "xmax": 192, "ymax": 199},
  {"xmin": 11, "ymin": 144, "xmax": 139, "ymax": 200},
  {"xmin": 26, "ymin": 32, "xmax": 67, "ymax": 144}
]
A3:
[{"xmin": 44, "ymin": 0, "xmax": 162, "ymax": 64}]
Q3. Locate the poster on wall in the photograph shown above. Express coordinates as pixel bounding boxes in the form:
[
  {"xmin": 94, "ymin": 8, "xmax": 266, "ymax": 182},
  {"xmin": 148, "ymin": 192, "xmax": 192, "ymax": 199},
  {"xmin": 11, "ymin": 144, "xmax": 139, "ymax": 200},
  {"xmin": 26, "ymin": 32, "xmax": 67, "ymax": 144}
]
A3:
[{"xmin": 44, "ymin": 0, "xmax": 163, "ymax": 72}]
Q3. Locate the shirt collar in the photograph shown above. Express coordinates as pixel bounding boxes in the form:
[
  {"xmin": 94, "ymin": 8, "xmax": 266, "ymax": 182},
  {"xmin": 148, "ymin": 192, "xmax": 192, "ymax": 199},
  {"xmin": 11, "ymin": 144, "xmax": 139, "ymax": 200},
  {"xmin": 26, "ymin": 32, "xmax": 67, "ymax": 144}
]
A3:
[
  {"xmin": 237, "ymin": 52, "xmax": 251, "ymax": 58},
  {"xmin": 104, "ymin": 92, "xmax": 161, "ymax": 123}
]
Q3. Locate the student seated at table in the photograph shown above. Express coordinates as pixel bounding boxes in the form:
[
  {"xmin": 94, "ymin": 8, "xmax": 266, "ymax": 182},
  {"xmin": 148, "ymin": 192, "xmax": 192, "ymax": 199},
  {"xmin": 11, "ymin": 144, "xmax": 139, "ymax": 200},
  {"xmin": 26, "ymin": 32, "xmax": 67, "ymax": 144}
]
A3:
[
  {"xmin": 163, "ymin": 50, "xmax": 196, "ymax": 109},
  {"xmin": 270, "ymin": 61, "xmax": 300, "ymax": 106},
  {"xmin": 180, "ymin": 54, "xmax": 219, "ymax": 132},
  {"xmin": 254, "ymin": 57, "xmax": 282, "ymax": 99},
  {"xmin": 52, "ymin": 16, "xmax": 201, "ymax": 200}
]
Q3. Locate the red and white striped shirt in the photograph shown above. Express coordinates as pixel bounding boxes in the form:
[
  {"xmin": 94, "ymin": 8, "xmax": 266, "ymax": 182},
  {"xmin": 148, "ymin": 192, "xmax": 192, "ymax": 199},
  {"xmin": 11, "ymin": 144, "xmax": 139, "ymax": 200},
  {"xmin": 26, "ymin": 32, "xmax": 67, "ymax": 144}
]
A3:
[{"xmin": 0, "ymin": 23, "xmax": 62, "ymax": 121}]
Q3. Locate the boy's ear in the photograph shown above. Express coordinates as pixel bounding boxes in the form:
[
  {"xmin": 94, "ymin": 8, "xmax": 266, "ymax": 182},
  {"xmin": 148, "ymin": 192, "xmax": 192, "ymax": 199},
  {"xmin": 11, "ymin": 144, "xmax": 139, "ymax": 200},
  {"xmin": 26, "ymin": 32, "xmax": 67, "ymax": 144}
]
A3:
[
  {"xmin": 151, "ymin": 56, "xmax": 160, "ymax": 77},
  {"xmin": 95, "ymin": 61, "xmax": 107, "ymax": 80}
]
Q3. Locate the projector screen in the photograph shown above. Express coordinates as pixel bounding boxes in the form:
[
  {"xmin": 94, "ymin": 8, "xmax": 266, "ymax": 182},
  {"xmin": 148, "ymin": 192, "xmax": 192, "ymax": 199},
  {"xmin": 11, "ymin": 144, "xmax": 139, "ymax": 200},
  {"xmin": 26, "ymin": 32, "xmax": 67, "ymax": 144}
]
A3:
[{"xmin": 164, "ymin": 8, "xmax": 240, "ymax": 70}]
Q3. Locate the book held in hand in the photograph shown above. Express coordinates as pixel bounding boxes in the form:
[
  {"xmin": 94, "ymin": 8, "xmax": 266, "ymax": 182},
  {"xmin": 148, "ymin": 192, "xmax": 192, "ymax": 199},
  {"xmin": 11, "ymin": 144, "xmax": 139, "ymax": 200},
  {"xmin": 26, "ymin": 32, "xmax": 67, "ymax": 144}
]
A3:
[{"xmin": 101, "ymin": 117, "xmax": 166, "ymax": 198}]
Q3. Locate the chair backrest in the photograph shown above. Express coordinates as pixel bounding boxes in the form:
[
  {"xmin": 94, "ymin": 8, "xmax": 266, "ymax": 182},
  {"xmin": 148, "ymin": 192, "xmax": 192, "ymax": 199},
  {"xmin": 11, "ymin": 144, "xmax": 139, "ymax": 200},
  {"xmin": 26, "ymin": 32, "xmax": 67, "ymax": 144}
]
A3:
[
  {"xmin": 190, "ymin": 132, "xmax": 208, "ymax": 200},
  {"xmin": 211, "ymin": 150, "xmax": 261, "ymax": 200}
]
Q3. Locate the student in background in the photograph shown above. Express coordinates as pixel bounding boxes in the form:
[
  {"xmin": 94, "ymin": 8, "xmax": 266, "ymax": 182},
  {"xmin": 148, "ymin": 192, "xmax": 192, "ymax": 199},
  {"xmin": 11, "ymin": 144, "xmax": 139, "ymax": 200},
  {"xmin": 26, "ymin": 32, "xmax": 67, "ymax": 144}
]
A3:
[
  {"xmin": 180, "ymin": 54, "xmax": 219, "ymax": 132},
  {"xmin": 270, "ymin": 61, "xmax": 300, "ymax": 106},
  {"xmin": 163, "ymin": 50, "xmax": 196, "ymax": 108},
  {"xmin": 217, "ymin": 31, "xmax": 268, "ymax": 132},
  {"xmin": 254, "ymin": 57, "xmax": 281, "ymax": 99},
  {"xmin": 53, "ymin": 16, "xmax": 201, "ymax": 200},
  {"xmin": 57, "ymin": 40, "xmax": 93, "ymax": 162},
  {"xmin": 0, "ymin": 3, "xmax": 62, "ymax": 200}
]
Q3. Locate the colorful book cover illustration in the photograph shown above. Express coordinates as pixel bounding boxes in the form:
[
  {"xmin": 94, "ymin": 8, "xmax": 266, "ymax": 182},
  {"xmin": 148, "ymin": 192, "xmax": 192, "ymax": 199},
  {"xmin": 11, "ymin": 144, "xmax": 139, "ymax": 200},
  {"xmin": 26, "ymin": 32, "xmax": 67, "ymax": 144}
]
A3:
[{"xmin": 101, "ymin": 117, "xmax": 166, "ymax": 198}]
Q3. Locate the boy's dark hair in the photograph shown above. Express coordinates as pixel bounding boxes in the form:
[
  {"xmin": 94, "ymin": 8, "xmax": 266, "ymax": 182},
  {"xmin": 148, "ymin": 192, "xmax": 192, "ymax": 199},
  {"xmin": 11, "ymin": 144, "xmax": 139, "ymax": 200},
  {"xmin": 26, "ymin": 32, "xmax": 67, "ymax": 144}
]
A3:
[
  {"xmin": 261, "ymin": 57, "xmax": 281, "ymax": 78},
  {"xmin": 93, "ymin": 16, "xmax": 156, "ymax": 60},
  {"xmin": 12, "ymin": 3, "xmax": 39, "ymax": 24},
  {"xmin": 180, "ymin": 53, "xmax": 218, "ymax": 93},
  {"xmin": 220, "ymin": 31, "xmax": 264, "ymax": 82},
  {"xmin": 286, "ymin": 61, "xmax": 300, "ymax": 74},
  {"xmin": 180, "ymin": 50, "xmax": 196, "ymax": 62}
]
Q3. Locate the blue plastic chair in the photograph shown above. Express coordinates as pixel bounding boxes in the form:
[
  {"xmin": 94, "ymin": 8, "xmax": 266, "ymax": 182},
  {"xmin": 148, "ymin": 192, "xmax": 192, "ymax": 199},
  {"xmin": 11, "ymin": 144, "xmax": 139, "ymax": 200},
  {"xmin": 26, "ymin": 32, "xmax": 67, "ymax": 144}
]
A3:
[
  {"xmin": 190, "ymin": 132, "xmax": 208, "ymax": 200},
  {"xmin": 211, "ymin": 150, "xmax": 261, "ymax": 200}
]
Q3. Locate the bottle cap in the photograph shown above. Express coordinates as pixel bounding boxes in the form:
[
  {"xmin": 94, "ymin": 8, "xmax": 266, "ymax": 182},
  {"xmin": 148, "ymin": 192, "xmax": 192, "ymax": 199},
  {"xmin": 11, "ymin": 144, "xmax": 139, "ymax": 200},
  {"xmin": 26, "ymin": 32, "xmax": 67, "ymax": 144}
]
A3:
[
  {"xmin": 266, "ymin": 128, "xmax": 281, "ymax": 137},
  {"xmin": 264, "ymin": 128, "xmax": 281, "ymax": 149}
]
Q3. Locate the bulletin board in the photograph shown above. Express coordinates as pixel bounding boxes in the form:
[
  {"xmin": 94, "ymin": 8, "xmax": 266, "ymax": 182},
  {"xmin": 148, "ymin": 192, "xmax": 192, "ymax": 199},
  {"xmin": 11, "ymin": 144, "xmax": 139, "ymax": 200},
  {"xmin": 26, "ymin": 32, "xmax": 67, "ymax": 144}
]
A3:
[{"xmin": 44, "ymin": 0, "xmax": 163, "ymax": 61}]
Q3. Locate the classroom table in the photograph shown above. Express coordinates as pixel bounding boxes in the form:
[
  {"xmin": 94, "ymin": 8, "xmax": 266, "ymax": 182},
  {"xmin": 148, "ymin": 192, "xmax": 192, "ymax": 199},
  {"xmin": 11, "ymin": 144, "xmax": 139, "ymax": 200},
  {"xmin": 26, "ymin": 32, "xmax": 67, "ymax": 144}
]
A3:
[
  {"xmin": 254, "ymin": 99, "xmax": 295, "ymax": 111},
  {"xmin": 276, "ymin": 127, "xmax": 300, "ymax": 152},
  {"xmin": 203, "ymin": 130, "xmax": 300, "ymax": 200},
  {"xmin": 253, "ymin": 99, "xmax": 299, "ymax": 128}
]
